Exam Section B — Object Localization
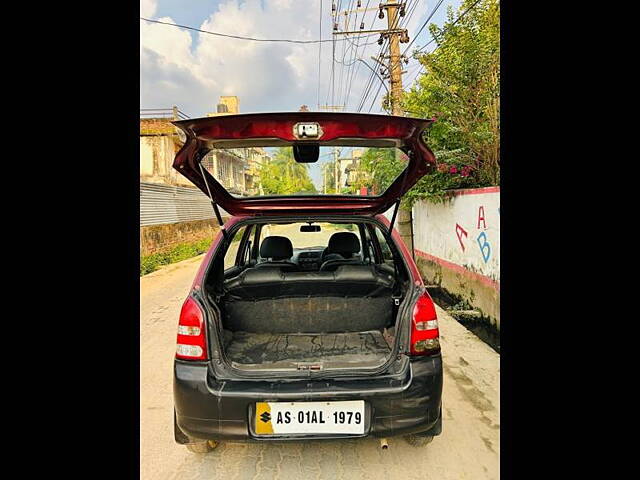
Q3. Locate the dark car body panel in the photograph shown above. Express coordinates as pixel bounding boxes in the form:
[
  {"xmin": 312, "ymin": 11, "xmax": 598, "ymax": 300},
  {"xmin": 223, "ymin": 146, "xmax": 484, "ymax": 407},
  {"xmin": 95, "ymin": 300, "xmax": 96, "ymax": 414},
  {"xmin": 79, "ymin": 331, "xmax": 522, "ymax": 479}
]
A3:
[
  {"xmin": 172, "ymin": 112, "xmax": 436, "ymax": 216},
  {"xmin": 174, "ymin": 355, "xmax": 442, "ymax": 442}
]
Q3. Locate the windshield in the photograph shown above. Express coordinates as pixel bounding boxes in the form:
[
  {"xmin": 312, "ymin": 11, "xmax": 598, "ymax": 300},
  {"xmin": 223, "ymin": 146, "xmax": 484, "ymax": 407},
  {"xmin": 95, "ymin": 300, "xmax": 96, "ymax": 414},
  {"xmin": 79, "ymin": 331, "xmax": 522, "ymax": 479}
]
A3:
[{"xmin": 201, "ymin": 145, "xmax": 408, "ymax": 198}]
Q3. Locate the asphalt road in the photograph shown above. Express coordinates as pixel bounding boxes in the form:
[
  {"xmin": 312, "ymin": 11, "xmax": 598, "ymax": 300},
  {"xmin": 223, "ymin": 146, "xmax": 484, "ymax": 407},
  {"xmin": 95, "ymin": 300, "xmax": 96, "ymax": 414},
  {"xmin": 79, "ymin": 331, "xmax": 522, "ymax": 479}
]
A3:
[{"xmin": 140, "ymin": 253, "xmax": 500, "ymax": 480}]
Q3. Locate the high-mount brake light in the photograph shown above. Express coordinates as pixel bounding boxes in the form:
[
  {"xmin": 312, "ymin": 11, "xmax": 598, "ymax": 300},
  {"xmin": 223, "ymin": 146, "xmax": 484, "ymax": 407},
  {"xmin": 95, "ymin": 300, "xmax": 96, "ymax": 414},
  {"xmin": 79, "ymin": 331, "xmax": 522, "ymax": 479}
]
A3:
[
  {"xmin": 410, "ymin": 293, "xmax": 441, "ymax": 356},
  {"xmin": 176, "ymin": 297, "xmax": 208, "ymax": 360}
]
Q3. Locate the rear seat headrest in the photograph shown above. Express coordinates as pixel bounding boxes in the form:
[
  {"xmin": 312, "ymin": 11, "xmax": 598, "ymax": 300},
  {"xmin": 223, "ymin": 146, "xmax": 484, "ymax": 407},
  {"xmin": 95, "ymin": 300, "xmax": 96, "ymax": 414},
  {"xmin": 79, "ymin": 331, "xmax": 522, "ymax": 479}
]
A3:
[
  {"xmin": 327, "ymin": 232, "xmax": 360, "ymax": 258},
  {"xmin": 260, "ymin": 236, "xmax": 293, "ymax": 260}
]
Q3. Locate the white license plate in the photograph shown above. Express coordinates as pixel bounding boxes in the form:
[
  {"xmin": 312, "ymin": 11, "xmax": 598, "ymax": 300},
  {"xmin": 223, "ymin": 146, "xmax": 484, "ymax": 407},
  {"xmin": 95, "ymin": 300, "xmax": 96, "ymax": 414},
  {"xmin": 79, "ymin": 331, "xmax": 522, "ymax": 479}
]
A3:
[{"xmin": 255, "ymin": 401, "xmax": 365, "ymax": 435}]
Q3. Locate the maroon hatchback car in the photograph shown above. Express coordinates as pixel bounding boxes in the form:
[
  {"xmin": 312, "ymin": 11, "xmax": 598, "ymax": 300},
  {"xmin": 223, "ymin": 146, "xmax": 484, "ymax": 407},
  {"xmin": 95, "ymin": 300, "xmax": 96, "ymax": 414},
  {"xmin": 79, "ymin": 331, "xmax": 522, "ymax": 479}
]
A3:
[{"xmin": 171, "ymin": 112, "xmax": 443, "ymax": 452}]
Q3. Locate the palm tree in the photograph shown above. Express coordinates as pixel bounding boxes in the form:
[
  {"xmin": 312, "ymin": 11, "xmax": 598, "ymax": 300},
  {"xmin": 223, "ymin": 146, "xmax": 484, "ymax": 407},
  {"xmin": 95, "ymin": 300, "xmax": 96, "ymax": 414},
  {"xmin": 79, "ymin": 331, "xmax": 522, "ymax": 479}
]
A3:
[{"xmin": 260, "ymin": 148, "xmax": 317, "ymax": 195}]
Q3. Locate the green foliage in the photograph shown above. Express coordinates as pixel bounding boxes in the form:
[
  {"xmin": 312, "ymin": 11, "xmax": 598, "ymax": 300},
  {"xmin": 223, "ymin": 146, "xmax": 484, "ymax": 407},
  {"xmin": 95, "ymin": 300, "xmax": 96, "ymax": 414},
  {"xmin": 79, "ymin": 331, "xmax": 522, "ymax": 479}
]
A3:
[
  {"xmin": 400, "ymin": 0, "xmax": 500, "ymax": 203},
  {"xmin": 140, "ymin": 237, "xmax": 212, "ymax": 276},
  {"xmin": 358, "ymin": 148, "xmax": 404, "ymax": 195},
  {"xmin": 259, "ymin": 148, "xmax": 317, "ymax": 195}
]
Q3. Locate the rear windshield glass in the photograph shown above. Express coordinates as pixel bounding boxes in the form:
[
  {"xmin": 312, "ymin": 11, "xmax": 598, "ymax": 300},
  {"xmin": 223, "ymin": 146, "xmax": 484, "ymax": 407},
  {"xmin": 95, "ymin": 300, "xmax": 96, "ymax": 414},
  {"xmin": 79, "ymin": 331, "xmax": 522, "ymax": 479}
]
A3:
[
  {"xmin": 259, "ymin": 223, "xmax": 360, "ymax": 251},
  {"xmin": 201, "ymin": 146, "xmax": 408, "ymax": 198}
]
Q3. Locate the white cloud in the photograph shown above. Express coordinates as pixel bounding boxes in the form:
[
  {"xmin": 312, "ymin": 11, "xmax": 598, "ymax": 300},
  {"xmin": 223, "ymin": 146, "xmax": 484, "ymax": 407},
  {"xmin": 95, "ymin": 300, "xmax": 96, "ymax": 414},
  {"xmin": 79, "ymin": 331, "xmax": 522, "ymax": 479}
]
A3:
[
  {"xmin": 140, "ymin": 0, "xmax": 157, "ymax": 18},
  {"xmin": 140, "ymin": 0, "xmax": 438, "ymax": 116}
]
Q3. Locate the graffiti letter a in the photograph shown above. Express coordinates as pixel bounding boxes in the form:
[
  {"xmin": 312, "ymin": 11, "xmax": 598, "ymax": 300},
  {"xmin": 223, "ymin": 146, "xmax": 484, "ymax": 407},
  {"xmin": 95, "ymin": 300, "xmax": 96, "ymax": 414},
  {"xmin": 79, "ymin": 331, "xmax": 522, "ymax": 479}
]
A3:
[
  {"xmin": 477, "ymin": 206, "xmax": 487, "ymax": 229},
  {"xmin": 455, "ymin": 223, "xmax": 468, "ymax": 251}
]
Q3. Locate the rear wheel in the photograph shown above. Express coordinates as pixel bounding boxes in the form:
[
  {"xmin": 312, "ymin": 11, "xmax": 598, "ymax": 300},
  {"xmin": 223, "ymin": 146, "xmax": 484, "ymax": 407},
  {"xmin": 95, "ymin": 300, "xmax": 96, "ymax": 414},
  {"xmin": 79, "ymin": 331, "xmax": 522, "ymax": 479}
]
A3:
[
  {"xmin": 404, "ymin": 434, "xmax": 434, "ymax": 447},
  {"xmin": 185, "ymin": 440, "xmax": 219, "ymax": 453}
]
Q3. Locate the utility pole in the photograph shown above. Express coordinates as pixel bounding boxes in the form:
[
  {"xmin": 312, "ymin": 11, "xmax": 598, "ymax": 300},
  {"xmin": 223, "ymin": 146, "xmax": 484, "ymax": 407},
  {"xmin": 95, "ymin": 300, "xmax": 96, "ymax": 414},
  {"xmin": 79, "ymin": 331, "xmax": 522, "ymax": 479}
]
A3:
[
  {"xmin": 334, "ymin": 148, "xmax": 340, "ymax": 192},
  {"xmin": 323, "ymin": 163, "xmax": 327, "ymax": 194},
  {"xmin": 332, "ymin": 2, "xmax": 409, "ymax": 116},
  {"xmin": 385, "ymin": 3, "xmax": 404, "ymax": 116},
  {"xmin": 333, "ymin": 2, "xmax": 413, "ymax": 253},
  {"xmin": 317, "ymin": 104, "xmax": 344, "ymax": 193}
]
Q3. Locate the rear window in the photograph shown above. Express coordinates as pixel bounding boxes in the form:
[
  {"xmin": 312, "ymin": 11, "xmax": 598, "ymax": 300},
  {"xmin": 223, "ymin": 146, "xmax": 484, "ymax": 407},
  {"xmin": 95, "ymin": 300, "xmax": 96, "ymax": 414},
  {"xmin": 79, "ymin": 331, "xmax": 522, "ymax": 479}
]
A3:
[
  {"xmin": 257, "ymin": 223, "xmax": 360, "ymax": 251},
  {"xmin": 223, "ymin": 225, "xmax": 249, "ymax": 270},
  {"xmin": 201, "ymin": 145, "xmax": 408, "ymax": 198},
  {"xmin": 374, "ymin": 226, "xmax": 395, "ymax": 267}
]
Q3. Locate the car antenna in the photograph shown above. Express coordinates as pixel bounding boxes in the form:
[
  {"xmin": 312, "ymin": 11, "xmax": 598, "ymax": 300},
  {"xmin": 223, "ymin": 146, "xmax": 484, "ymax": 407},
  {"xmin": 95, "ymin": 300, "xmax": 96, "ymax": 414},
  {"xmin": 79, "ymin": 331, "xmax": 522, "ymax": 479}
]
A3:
[{"xmin": 198, "ymin": 161, "xmax": 229, "ymax": 241}]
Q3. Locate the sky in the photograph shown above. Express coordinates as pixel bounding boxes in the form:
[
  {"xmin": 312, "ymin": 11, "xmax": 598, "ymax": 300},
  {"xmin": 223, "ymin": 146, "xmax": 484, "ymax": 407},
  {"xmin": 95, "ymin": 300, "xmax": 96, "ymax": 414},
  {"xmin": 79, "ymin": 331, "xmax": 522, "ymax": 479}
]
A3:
[{"xmin": 140, "ymin": 0, "xmax": 462, "ymax": 189}]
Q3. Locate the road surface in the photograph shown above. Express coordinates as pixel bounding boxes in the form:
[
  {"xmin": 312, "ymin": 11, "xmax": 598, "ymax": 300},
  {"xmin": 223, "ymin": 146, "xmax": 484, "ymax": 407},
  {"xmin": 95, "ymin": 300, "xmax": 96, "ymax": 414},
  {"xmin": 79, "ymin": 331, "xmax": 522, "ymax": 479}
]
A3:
[{"xmin": 141, "ymin": 253, "xmax": 500, "ymax": 480}]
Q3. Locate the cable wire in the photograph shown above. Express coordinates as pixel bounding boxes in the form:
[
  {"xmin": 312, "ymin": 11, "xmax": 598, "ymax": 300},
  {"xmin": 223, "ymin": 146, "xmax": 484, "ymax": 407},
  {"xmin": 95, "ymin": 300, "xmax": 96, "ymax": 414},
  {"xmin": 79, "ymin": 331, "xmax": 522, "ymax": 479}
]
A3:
[{"xmin": 140, "ymin": 16, "xmax": 377, "ymax": 44}]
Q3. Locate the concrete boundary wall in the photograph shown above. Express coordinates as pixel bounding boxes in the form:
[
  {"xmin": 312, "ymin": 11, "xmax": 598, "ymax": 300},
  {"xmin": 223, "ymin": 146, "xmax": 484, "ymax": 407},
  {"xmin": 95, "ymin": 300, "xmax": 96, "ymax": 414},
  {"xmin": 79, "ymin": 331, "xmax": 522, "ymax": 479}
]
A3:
[
  {"xmin": 412, "ymin": 187, "xmax": 500, "ymax": 328},
  {"xmin": 140, "ymin": 219, "xmax": 218, "ymax": 256}
]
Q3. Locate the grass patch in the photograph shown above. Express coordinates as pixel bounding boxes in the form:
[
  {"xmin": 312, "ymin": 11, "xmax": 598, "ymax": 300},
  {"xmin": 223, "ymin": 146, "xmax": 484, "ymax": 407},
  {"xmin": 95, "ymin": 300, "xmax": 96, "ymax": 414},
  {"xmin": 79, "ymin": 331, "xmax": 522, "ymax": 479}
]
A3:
[{"xmin": 140, "ymin": 237, "xmax": 212, "ymax": 276}]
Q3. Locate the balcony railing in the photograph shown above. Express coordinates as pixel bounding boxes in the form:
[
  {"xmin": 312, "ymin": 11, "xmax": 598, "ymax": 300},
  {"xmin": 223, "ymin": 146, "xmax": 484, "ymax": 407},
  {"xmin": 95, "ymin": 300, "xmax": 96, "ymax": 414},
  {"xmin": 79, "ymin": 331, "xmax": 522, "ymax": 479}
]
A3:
[{"xmin": 140, "ymin": 106, "xmax": 190, "ymax": 120}]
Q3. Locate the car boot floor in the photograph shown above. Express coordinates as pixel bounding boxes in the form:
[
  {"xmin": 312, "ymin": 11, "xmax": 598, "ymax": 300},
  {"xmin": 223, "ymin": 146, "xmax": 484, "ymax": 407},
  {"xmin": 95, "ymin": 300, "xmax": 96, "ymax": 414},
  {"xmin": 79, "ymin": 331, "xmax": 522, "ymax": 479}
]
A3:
[{"xmin": 223, "ymin": 330, "xmax": 391, "ymax": 369}]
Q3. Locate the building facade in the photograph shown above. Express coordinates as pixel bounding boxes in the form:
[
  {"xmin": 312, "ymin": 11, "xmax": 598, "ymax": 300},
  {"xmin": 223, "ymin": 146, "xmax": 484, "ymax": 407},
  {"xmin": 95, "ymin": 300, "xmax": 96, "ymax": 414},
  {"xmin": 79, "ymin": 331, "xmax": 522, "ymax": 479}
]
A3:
[{"xmin": 139, "ymin": 117, "xmax": 191, "ymax": 187}]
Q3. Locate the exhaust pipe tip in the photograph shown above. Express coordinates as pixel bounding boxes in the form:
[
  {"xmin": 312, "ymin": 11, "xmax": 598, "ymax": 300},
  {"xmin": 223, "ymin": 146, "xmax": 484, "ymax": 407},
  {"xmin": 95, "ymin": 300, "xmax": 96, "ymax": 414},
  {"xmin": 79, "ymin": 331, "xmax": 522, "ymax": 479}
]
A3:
[{"xmin": 380, "ymin": 438, "xmax": 389, "ymax": 450}]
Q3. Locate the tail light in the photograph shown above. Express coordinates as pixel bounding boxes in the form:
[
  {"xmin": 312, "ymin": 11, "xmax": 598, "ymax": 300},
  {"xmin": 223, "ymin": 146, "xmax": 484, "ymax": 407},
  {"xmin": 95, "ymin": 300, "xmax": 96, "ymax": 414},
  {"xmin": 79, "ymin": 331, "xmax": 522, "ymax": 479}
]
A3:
[
  {"xmin": 176, "ymin": 296, "xmax": 208, "ymax": 360},
  {"xmin": 409, "ymin": 293, "xmax": 441, "ymax": 356}
]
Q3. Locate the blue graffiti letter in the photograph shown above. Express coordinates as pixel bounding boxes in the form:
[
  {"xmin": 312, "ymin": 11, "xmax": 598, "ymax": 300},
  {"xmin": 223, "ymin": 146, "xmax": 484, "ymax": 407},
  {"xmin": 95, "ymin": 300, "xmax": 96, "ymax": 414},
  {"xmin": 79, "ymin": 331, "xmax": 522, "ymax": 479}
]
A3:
[{"xmin": 477, "ymin": 232, "xmax": 491, "ymax": 263}]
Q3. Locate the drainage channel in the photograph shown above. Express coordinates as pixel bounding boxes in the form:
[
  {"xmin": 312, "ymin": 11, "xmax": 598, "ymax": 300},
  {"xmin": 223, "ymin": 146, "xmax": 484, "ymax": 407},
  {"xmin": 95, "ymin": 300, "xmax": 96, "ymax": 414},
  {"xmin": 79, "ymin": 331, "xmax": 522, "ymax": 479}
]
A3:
[{"xmin": 426, "ymin": 286, "xmax": 500, "ymax": 354}]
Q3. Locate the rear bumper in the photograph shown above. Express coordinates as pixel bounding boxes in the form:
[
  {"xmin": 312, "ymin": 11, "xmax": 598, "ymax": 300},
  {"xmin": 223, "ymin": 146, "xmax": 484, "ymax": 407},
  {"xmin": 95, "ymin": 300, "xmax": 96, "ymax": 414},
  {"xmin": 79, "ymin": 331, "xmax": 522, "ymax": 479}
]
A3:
[{"xmin": 174, "ymin": 355, "xmax": 443, "ymax": 442}]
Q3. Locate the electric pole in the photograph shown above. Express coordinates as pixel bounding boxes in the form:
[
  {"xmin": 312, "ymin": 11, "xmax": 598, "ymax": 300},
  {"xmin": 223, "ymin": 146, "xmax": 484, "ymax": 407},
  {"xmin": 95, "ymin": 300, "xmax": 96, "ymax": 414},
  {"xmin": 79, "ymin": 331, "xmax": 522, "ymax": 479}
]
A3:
[
  {"xmin": 386, "ymin": 3, "xmax": 404, "ymax": 116},
  {"xmin": 317, "ymin": 104, "xmax": 344, "ymax": 193},
  {"xmin": 332, "ymin": 2, "xmax": 409, "ymax": 116}
]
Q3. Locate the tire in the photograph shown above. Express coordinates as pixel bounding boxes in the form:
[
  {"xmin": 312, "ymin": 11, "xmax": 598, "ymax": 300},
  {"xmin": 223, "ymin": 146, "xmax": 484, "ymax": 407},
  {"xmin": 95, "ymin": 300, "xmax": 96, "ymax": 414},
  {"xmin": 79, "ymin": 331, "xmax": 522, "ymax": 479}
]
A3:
[
  {"xmin": 185, "ymin": 440, "xmax": 219, "ymax": 453},
  {"xmin": 404, "ymin": 434, "xmax": 434, "ymax": 447}
]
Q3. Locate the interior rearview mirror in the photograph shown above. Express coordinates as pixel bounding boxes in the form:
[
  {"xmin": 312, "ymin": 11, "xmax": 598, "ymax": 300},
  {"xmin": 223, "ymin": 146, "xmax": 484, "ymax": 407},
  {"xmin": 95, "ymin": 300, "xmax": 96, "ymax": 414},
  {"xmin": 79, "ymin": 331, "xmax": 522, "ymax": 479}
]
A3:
[
  {"xmin": 293, "ymin": 143, "xmax": 319, "ymax": 163},
  {"xmin": 300, "ymin": 225, "xmax": 321, "ymax": 232}
]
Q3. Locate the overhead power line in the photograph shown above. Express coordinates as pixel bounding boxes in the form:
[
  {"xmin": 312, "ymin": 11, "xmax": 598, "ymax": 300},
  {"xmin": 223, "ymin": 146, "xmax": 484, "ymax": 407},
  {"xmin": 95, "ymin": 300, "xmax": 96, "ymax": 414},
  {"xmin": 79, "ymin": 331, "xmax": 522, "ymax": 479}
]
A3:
[{"xmin": 140, "ymin": 17, "xmax": 377, "ymax": 44}]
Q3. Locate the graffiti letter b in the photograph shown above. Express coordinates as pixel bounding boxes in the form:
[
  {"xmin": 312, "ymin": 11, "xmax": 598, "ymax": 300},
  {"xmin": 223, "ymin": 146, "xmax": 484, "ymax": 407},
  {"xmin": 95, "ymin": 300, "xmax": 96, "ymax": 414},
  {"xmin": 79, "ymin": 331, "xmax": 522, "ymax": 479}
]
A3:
[{"xmin": 477, "ymin": 232, "xmax": 491, "ymax": 263}]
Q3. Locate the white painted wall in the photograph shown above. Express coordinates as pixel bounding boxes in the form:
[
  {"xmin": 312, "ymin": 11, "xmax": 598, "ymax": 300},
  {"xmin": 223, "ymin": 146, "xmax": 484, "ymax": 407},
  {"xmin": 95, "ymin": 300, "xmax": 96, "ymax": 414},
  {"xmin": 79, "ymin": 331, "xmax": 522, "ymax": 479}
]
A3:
[{"xmin": 412, "ymin": 188, "xmax": 500, "ymax": 282}]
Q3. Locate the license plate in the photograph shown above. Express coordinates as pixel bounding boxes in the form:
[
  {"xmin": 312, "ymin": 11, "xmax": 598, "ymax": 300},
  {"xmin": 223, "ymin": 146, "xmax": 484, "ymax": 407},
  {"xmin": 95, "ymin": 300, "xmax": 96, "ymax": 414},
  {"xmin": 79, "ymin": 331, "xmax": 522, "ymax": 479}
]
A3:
[{"xmin": 254, "ymin": 401, "xmax": 365, "ymax": 435}]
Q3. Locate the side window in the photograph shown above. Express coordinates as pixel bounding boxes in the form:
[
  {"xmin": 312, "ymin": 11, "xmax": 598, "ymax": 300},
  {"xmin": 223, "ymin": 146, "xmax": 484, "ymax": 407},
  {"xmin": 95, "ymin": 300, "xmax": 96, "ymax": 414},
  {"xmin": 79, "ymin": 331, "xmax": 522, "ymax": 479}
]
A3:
[
  {"xmin": 362, "ymin": 226, "xmax": 376, "ymax": 263},
  {"xmin": 223, "ymin": 225, "xmax": 250, "ymax": 270},
  {"xmin": 374, "ymin": 227, "xmax": 394, "ymax": 266}
]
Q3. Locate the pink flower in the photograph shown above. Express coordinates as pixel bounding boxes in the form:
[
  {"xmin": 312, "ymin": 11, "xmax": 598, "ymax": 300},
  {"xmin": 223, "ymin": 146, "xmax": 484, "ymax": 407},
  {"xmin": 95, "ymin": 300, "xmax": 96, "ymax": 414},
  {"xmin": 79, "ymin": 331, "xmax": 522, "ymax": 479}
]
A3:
[{"xmin": 449, "ymin": 166, "xmax": 458, "ymax": 174}]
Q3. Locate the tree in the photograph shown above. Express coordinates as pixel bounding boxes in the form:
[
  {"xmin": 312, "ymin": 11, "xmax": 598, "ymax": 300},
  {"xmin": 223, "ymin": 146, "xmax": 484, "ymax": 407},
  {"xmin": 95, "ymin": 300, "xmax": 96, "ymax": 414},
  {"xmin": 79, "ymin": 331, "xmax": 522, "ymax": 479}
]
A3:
[
  {"xmin": 357, "ymin": 148, "xmax": 405, "ymax": 194},
  {"xmin": 259, "ymin": 147, "xmax": 317, "ymax": 195},
  {"xmin": 400, "ymin": 0, "xmax": 500, "ymax": 202}
]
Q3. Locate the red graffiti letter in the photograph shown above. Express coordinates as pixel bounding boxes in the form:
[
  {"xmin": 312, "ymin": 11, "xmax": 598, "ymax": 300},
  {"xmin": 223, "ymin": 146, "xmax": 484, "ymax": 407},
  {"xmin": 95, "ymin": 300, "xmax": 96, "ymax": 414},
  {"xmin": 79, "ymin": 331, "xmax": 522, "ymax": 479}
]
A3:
[
  {"xmin": 477, "ymin": 206, "xmax": 487, "ymax": 229},
  {"xmin": 455, "ymin": 223, "xmax": 468, "ymax": 251}
]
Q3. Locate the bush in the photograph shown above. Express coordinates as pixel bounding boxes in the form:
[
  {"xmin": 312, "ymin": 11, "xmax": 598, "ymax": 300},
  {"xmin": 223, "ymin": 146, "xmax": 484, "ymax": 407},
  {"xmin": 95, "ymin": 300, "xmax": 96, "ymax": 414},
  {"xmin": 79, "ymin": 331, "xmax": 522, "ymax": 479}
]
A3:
[{"xmin": 140, "ymin": 237, "xmax": 212, "ymax": 276}]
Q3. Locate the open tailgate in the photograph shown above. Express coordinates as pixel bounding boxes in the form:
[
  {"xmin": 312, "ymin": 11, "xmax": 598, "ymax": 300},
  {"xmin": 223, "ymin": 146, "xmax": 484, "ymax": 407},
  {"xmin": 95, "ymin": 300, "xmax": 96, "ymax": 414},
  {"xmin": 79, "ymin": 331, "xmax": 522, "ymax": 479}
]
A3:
[{"xmin": 172, "ymin": 112, "xmax": 436, "ymax": 216}]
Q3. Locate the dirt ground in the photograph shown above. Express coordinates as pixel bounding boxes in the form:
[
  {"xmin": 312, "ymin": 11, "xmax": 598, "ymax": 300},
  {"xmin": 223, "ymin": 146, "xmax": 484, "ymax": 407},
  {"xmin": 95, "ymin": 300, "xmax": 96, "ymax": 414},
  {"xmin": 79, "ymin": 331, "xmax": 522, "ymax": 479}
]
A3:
[{"xmin": 140, "ymin": 254, "xmax": 500, "ymax": 480}]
